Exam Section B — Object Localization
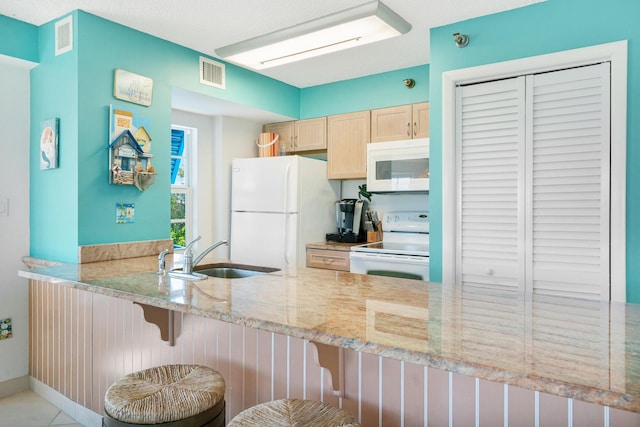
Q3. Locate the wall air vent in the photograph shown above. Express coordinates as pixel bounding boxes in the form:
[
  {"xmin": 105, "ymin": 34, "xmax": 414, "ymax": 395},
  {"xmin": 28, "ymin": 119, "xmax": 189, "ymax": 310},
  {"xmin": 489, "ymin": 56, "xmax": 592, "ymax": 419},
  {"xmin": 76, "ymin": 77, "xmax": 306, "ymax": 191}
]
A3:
[
  {"xmin": 199, "ymin": 56, "xmax": 226, "ymax": 89},
  {"xmin": 55, "ymin": 16, "xmax": 73, "ymax": 56}
]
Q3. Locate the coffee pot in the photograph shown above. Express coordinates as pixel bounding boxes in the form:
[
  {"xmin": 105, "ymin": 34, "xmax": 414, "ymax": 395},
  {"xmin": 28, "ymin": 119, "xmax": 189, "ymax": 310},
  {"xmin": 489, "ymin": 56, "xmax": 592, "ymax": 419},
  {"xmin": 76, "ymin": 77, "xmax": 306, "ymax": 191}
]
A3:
[{"xmin": 326, "ymin": 199, "xmax": 367, "ymax": 243}]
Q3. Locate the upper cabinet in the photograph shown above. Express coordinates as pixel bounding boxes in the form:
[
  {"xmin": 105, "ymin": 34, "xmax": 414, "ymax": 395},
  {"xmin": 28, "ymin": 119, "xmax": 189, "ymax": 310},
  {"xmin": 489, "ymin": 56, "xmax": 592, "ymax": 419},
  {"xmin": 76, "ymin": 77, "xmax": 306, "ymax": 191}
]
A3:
[
  {"xmin": 327, "ymin": 111, "xmax": 371, "ymax": 179},
  {"xmin": 412, "ymin": 102, "xmax": 430, "ymax": 139},
  {"xmin": 370, "ymin": 102, "xmax": 429, "ymax": 142},
  {"xmin": 263, "ymin": 121, "xmax": 294, "ymax": 153},
  {"xmin": 294, "ymin": 117, "xmax": 327, "ymax": 152},
  {"xmin": 263, "ymin": 117, "xmax": 327, "ymax": 154},
  {"xmin": 262, "ymin": 102, "xmax": 427, "ymax": 180}
]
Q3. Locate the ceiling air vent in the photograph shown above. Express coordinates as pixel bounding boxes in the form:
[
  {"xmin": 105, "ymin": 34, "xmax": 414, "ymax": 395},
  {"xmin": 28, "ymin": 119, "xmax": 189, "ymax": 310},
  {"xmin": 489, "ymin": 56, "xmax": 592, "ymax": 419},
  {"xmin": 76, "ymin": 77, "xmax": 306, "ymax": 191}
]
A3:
[
  {"xmin": 55, "ymin": 16, "xmax": 73, "ymax": 56},
  {"xmin": 199, "ymin": 56, "xmax": 225, "ymax": 89}
]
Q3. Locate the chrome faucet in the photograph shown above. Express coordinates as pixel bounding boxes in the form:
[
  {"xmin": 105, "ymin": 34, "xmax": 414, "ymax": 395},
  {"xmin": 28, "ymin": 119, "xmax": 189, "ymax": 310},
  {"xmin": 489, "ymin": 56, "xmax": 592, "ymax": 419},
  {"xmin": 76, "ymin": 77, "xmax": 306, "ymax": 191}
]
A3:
[
  {"xmin": 182, "ymin": 236, "xmax": 229, "ymax": 274},
  {"xmin": 157, "ymin": 248, "xmax": 170, "ymax": 275}
]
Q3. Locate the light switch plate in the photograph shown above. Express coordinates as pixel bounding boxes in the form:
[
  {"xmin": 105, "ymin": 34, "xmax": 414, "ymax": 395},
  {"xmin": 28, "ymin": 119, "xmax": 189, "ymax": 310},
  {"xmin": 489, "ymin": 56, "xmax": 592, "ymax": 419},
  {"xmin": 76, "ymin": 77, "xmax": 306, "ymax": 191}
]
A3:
[
  {"xmin": 0, "ymin": 318, "xmax": 12, "ymax": 340},
  {"xmin": 0, "ymin": 198, "xmax": 8, "ymax": 217}
]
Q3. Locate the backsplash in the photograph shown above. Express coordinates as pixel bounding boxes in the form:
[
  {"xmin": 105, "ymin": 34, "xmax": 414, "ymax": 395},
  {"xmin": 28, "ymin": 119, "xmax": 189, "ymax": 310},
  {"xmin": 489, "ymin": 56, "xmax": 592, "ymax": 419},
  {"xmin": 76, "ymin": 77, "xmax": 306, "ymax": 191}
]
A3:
[
  {"xmin": 341, "ymin": 179, "xmax": 429, "ymax": 216},
  {"xmin": 78, "ymin": 239, "xmax": 174, "ymax": 263}
]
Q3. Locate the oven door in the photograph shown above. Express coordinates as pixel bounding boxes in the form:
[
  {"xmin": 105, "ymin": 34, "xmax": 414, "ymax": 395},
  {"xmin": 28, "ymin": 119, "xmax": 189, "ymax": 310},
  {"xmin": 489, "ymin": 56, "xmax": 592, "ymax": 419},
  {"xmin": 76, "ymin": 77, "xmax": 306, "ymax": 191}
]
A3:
[{"xmin": 350, "ymin": 251, "xmax": 429, "ymax": 281}]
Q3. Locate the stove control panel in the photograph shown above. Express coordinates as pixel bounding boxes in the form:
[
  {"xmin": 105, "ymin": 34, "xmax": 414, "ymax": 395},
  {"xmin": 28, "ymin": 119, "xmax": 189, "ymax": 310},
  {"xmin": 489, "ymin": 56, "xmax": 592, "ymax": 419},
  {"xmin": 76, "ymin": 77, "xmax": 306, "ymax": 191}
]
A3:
[{"xmin": 382, "ymin": 211, "xmax": 429, "ymax": 233}]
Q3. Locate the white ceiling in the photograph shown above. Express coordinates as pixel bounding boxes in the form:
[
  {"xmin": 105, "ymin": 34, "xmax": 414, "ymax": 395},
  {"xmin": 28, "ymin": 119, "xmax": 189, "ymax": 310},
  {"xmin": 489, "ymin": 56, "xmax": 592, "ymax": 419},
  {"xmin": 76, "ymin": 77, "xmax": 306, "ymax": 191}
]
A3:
[
  {"xmin": 2, "ymin": 0, "xmax": 543, "ymax": 120},
  {"xmin": 3, "ymin": 0, "xmax": 544, "ymax": 88}
]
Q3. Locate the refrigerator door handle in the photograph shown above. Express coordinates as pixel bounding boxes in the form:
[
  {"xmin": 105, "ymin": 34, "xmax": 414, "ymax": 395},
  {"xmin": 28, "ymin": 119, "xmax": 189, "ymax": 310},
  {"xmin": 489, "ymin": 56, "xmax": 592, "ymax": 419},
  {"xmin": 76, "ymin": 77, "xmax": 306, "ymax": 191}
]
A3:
[{"xmin": 283, "ymin": 163, "xmax": 291, "ymax": 267}]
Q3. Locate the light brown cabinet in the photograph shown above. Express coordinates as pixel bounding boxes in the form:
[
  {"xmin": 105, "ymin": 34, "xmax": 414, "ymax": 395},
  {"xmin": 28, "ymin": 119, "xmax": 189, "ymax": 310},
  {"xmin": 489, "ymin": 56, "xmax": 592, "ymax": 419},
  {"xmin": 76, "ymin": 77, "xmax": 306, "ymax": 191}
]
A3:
[
  {"xmin": 263, "ymin": 117, "xmax": 326, "ymax": 153},
  {"xmin": 370, "ymin": 102, "xmax": 429, "ymax": 142},
  {"xmin": 263, "ymin": 121, "xmax": 294, "ymax": 153},
  {"xmin": 412, "ymin": 102, "xmax": 430, "ymax": 139},
  {"xmin": 294, "ymin": 117, "xmax": 327, "ymax": 151},
  {"xmin": 327, "ymin": 111, "xmax": 371, "ymax": 179},
  {"xmin": 306, "ymin": 248, "xmax": 350, "ymax": 271}
]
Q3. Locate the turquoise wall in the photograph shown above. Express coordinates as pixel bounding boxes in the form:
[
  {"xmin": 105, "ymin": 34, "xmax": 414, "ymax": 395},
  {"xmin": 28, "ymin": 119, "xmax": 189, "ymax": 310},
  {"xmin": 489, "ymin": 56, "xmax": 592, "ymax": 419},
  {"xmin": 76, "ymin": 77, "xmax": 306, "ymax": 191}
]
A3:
[
  {"xmin": 30, "ymin": 14, "xmax": 79, "ymax": 261},
  {"xmin": 0, "ymin": 15, "xmax": 38, "ymax": 62},
  {"xmin": 23, "ymin": 10, "xmax": 430, "ymax": 262},
  {"xmin": 300, "ymin": 65, "xmax": 429, "ymax": 118},
  {"xmin": 427, "ymin": 0, "xmax": 640, "ymax": 302},
  {"xmin": 29, "ymin": 11, "xmax": 301, "ymax": 261}
]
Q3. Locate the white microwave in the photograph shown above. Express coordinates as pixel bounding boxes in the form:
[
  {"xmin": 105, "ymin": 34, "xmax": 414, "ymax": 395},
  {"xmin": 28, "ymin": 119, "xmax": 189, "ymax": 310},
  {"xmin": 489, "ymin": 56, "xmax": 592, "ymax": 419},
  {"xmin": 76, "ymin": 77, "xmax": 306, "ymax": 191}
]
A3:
[{"xmin": 366, "ymin": 138, "xmax": 429, "ymax": 192}]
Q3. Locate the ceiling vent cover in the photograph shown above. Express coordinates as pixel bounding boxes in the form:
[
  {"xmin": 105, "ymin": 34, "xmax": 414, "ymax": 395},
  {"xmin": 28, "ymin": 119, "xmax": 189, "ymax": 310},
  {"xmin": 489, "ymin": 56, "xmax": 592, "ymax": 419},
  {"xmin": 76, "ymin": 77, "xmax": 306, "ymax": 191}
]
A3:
[
  {"xmin": 55, "ymin": 16, "xmax": 73, "ymax": 56},
  {"xmin": 199, "ymin": 57, "xmax": 226, "ymax": 89}
]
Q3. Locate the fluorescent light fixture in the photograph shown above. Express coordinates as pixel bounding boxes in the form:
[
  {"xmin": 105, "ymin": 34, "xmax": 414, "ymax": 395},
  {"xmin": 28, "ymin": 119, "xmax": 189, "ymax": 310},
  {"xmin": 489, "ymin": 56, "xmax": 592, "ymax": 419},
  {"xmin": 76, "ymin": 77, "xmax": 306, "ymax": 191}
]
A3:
[{"xmin": 215, "ymin": 1, "xmax": 411, "ymax": 70}]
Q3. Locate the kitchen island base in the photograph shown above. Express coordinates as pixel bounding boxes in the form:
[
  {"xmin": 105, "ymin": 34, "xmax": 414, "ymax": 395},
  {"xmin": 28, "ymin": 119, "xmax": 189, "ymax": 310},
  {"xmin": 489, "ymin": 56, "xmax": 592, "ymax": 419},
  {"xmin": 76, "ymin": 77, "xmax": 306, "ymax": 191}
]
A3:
[{"xmin": 28, "ymin": 279, "xmax": 640, "ymax": 427}]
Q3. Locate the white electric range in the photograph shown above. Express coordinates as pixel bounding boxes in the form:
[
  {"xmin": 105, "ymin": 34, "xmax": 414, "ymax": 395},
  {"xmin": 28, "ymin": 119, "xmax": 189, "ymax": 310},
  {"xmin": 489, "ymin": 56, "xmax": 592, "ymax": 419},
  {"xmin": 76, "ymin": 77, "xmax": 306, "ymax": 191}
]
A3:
[{"xmin": 350, "ymin": 211, "xmax": 429, "ymax": 281}]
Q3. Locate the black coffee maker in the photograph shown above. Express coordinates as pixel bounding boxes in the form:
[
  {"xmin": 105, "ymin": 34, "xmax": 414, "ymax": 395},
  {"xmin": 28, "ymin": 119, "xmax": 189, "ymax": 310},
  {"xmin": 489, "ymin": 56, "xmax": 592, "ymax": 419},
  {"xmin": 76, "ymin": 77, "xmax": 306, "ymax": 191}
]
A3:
[{"xmin": 326, "ymin": 199, "xmax": 367, "ymax": 243}]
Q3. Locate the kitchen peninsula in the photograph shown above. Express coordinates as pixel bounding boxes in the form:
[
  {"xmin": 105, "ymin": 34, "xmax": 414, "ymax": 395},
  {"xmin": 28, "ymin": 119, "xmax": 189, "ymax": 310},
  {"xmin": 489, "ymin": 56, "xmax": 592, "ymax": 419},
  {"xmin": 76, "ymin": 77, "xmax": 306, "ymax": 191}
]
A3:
[{"xmin": 20, "ymin": 253, "xmax": 640, "ymax": 426}]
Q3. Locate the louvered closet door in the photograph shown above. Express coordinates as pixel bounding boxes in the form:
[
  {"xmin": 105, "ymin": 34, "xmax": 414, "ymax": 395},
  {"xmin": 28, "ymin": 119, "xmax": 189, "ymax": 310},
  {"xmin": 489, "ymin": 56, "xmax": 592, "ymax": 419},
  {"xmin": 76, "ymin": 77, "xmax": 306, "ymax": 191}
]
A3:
[
  {"xmin": 456, "ymin": 77, "xmax": 526, "ymax": 290},
  {"xmin": 526, "ymin": 63, "xmax": 611, "ymax": 300}
]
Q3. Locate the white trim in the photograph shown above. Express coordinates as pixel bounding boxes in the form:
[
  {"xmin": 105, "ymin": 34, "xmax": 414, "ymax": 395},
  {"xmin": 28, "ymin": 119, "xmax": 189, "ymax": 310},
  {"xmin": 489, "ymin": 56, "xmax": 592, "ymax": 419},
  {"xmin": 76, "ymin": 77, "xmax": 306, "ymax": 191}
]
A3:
[
  {"xmin": 30, "ymin": 377, "xmax": 102, "ymax": 427},
  {"xmin": 504, "ymin": 384, "xmax": 508, "ymax": 427},
  {"xmin": 442, "ymin": 40, "xmax": 627, "ymax": 302},
  {"xmin": 171, "ymin": 125, "xmax": 195, "ymax": 246},
  {"xmin": 0, "ymin": 375, "xmax": 29, "ymax": 398}
]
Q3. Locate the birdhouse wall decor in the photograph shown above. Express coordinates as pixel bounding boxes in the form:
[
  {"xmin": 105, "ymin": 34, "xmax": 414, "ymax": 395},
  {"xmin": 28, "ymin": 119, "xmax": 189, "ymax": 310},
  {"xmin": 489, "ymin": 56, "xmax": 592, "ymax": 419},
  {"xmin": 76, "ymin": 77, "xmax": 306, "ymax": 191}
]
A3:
[{"xmin": 108, "ymin": 105, "xmax": 157, "ymax": 191}]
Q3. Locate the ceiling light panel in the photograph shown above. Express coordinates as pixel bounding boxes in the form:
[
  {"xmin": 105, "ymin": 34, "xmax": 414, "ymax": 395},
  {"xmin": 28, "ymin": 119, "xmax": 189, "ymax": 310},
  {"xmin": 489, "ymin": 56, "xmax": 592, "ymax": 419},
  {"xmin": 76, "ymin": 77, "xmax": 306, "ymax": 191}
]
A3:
[{"xmin": 216, "ymin": 1, "xmax": 411, "ymax": 70}]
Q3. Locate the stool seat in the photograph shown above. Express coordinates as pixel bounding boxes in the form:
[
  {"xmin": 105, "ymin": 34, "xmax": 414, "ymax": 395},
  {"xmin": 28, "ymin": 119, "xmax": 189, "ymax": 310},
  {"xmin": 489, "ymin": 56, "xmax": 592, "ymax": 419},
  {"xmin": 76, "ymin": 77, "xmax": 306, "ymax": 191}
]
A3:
[
  {"xmin": 228, "ymin": 399, "xmax": 360, "ymax": 426},
  {"xmin": 104, "ymin": 364, "xmax": 225, "ymax": 426}
]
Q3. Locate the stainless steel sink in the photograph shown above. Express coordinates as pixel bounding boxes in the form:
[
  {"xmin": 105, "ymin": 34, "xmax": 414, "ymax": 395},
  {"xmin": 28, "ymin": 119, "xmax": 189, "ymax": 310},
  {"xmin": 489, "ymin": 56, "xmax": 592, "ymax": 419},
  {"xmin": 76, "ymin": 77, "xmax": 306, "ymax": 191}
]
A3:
[{"xmin": 194, "ymin": 263, "xmax": 279, "ymax": 279}]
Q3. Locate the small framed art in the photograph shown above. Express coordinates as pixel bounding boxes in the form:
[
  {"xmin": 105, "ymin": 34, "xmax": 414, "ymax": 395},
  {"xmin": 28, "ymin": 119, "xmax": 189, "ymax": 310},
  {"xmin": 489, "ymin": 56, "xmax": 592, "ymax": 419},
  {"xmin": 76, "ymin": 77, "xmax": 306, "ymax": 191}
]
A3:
[
  {"xmin": 40, "ymin": 118, "xmax": 59, "ymax": 170},
  {"xmin": 114, "ymin": 69, "xmax": 153, "ymax": 107}
]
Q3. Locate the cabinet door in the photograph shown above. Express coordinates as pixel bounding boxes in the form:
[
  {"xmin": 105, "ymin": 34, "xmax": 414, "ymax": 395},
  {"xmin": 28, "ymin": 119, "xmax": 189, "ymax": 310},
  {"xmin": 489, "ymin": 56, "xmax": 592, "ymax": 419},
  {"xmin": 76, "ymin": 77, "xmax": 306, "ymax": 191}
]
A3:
[
  {"xmin": 370, "ymin": 104, "xmax": 412, "ymax": 142},
  {"xmin": 263, "ymin": 121, "xmax": 294, "ymax": 153},
  {"xmin": 412, "ymin": 102, "xmax": 430, "ymax": 138},
  {"xmin": 327, "ymin": 111, "xmax": 370, "ymax": 179},
  {"xmin": 294, "ymin": 117, "xmax": 326, "ymax": 151}
]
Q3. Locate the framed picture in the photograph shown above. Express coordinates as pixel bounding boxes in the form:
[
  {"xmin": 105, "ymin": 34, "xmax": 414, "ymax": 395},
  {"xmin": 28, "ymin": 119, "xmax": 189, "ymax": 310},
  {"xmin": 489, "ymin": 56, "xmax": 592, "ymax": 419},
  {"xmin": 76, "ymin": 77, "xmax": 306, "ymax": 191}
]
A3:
[
  {"xmin": 113, "ymin": 69, "xmax": 153, "ymax": 107},
  {"xmin": 40, "ymin": 118, "xmax": 59, "ymax": 170},
  {"xmin": 115, "ymin": 203, "xmax": 135, "ymax": 223}
]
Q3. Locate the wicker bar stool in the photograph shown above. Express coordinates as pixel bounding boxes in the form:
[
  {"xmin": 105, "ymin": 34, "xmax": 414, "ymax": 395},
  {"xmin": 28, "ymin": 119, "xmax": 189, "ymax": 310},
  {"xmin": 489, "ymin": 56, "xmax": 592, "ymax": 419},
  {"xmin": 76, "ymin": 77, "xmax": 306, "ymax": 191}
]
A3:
[
  {"xmin": 103, "ymin": 364, "xmax": 225, "ymax": 427},
  {"xmin": 228, "ymin": 398, "xmax": 360, "ymax": 426}
]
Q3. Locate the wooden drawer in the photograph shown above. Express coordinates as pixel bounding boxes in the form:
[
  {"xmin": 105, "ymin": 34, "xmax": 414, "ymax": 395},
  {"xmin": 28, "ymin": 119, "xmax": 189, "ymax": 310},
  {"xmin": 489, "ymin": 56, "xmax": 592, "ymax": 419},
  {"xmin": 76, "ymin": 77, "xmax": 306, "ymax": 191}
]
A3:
[{"xmin": 306, "ymin": 248, "xmax": 350, "ymax": 272}]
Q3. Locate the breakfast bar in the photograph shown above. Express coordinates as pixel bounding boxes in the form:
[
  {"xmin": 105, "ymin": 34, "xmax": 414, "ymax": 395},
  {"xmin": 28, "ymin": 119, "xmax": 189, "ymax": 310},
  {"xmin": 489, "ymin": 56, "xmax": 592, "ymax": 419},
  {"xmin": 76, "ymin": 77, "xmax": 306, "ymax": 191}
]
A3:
[{"xmin": 20, "ymin": 254, "xmax": 640, "ymax": 425}]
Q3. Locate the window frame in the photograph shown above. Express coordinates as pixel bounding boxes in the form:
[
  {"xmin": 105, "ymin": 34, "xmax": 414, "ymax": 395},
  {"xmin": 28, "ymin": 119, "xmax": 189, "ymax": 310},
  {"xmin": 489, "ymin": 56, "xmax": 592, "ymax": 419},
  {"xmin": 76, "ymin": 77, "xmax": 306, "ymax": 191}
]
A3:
[{"xmin": 170, "ymin": 125, "xmax": 194, "ymax": 248}]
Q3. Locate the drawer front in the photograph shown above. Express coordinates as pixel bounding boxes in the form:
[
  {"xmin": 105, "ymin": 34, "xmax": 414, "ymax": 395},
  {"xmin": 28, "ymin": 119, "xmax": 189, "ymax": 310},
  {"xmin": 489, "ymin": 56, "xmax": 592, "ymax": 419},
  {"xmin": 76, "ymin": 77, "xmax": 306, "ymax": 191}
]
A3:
[{"xmin": 306, "ymin": 249, "xmax": 350, "ymax": 271}]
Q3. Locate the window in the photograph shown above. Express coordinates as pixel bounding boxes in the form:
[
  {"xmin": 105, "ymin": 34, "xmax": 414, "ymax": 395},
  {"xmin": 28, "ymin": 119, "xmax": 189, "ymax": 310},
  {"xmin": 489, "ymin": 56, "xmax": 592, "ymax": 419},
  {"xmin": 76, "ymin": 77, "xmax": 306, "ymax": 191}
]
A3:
[{"xmin": 170, "ymin": 127, "xmax": 193, "ymax": 248}]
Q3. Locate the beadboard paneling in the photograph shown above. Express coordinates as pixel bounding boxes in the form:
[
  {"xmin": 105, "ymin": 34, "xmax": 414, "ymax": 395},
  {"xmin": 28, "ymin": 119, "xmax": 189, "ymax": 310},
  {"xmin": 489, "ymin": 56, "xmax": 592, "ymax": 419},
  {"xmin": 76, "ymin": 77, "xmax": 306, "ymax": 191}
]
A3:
[{"xmin": 28, "ymin": 280, "xmax": 640, "ymax": 426}]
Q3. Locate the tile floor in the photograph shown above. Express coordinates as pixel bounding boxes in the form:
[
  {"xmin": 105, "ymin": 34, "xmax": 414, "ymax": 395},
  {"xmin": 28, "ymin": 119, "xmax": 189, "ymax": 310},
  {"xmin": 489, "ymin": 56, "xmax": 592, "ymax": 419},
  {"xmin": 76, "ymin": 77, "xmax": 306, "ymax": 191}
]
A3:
[{"xmin": 0, "ymin": 390, "xmax": 86, "ymax": 427}]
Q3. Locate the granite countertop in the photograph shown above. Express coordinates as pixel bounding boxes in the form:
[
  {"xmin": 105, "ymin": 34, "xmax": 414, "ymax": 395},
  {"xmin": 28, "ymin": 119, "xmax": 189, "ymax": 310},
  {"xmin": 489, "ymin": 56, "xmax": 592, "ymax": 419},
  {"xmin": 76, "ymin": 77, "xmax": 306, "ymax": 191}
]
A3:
[{"xmin": 18, "ymin": 255, "xmax": 640, "ymax": 413}]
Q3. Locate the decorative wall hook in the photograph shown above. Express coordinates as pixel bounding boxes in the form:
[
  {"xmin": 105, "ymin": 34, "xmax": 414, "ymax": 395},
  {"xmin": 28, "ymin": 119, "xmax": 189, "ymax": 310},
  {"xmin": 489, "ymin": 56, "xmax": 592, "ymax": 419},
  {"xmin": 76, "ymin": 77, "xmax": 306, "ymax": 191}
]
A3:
[{"xmin": 453, "ymin": 32, "xmax": 470, "ymax": 48}]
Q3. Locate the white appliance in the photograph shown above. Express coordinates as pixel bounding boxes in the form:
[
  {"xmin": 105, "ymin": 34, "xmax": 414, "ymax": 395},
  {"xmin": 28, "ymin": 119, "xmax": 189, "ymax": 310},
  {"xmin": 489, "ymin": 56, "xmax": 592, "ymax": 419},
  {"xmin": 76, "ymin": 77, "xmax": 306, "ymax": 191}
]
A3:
[
  {"xmin": 350, "ymin": 211, "xmax": 429, "ymax": 280},
  {"xmin": 367, "ymin": 138, "xmax": 429, "ymax": 192},
  {"xmin": 230, "ymin": 156, "xmax": 339, "ymax": 270}
]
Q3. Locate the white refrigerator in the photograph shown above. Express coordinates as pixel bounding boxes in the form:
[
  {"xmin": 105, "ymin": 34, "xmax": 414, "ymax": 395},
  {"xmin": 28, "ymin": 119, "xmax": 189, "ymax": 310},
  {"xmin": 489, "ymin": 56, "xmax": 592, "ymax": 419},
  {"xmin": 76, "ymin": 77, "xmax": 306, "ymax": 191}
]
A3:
[{"xmin": 230, "ymin": 156, "xmax": 340, "ymax": 270}]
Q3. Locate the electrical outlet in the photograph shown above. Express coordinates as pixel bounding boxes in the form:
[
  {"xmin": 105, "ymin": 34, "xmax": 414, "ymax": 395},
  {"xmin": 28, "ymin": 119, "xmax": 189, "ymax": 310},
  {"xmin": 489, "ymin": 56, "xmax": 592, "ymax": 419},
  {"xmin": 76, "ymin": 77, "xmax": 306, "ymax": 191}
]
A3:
[{"xmin": 0, "ymin": 318, "xmax": 12, "ymax": 340}]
